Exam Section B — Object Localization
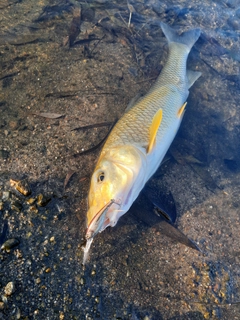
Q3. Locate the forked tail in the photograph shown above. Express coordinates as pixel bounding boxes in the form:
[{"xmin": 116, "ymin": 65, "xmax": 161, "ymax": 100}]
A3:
[{"xmin": 160, "ymin": 22, "xmax": 201, "ymax": 52}]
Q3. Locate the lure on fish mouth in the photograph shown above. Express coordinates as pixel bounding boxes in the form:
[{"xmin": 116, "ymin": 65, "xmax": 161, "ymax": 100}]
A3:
[
  {"xmin": 85, "ymin": 199, "xmax": 122, "ymax": 240},
  {"xmin": 82, "ymin": 22, "xmax": 201, "ymax": 264}
]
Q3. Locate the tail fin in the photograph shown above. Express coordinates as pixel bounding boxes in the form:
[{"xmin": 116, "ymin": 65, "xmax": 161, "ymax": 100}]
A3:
[{"xmin": 160, "ymin": 22, "xmax": 201, "ymax": 51}]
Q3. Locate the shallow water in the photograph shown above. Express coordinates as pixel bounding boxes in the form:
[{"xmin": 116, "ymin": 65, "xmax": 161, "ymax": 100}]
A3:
[{"xmin": 1, "ymin": 0, "xmax": 240, "ymax": 319}]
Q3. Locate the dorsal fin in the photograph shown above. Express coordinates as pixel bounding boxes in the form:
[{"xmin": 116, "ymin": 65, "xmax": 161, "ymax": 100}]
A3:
[
  {"xmin": 147, "ymin": 108, "xmax": 163, "ymax": 153},
  {"xmin": 125, "ymin": 92, "xmax": 143, "ymax": 113},
  {"xmin": 177, "ymin": 102, "xmax": 187, "ymax": 118}
]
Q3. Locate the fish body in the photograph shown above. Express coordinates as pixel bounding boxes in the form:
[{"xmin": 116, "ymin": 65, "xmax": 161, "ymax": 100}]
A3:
[{"xmin": 83, "ymin": 22, "xmax": 201, "ymax": 263}]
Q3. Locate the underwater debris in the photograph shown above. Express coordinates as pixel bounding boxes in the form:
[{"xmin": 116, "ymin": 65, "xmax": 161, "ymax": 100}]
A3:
[
  {"xmin": 73, "ymin": 120, "xmax": 117, "ymax": 157},
  {"xmin": 37, "ymin": 194, "xmax": 51, "ymax": 207},
  {"xmin": 64, "ymin": 6, "xmax": 82, "ymax": 47},
  {"xmin": 127, "ymin": 1, "xmax": 136, "ymax": 28},
  {"xmin": 1, "ymin": 238, "xmax": 20, "ymax": 252},
  {"xmin": 32, "ymin": 113, "xmax": 65, "ymax": 119},
  {"xmin": 33, "ymin": 3, "xmax": 73, "ymax": 23},
  {"xmin": 10, "ymin": 179, "xmax": 31, "ymax": 196},
  {"xmin": 63, "ymin": 170, "xmax": 76, "ymax": 191}
]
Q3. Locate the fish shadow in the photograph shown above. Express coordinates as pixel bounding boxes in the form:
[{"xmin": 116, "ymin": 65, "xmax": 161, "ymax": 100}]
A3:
[{"xmin": 98, "ymin": 177, "xmax": 200, "ymax": 262}]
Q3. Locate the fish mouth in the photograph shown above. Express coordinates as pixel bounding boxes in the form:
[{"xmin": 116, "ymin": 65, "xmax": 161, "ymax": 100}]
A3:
[{"xmin": 85, "ymin": 199, "xmax": 121, "ymax": 240}]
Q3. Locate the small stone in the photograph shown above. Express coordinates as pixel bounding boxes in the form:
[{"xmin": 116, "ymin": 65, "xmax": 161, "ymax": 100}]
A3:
[
  {"xmin": 35, "ymin": 278, "xmax": 41, "ymax": 284},
  {"xmin": 26, "ymin": 198, "xmax": 36, "ymax": 205},
  {"xmin": 0, "ymin": 149, "xmax": 9, "ymax": 160},
  {"xmin": 37, "ymin": 194, "xmax": 51, "ymax": 207},
  {"xmin": 95, "ymin": 296, "xmax": 99, "ymax": 303},
  {"xmin": 11, "ymin": 200, "xmax": 22, "ymax": 212},
  {"xmin": 29, "ymin": 205, "xmax": 38, "ymax": 213},
  {"xmin": 12, "ymin": 306, "xmax": 21, "ymax": 319},
  {"xmin": 2, "ymin": 191, "xmax": 10, "ymax": 201},
  {"xmin": 1, "ymin": 238, "xmax": 20, "ymax": 251},
  {"xmin": 4, "ymin": 281, "xmax": 15, "ymax": 296},
  {"xmin": 8, "ymin": 120, "xmax": 19, "ymax": 130},
  {"xmin": 50, "ymin": 236, "xmax": 55, "ymax": 242},
  {"xmin": 14, "ymin": 249, "xmax": 22, "ymax": 259},
  {"xmin": 45, "ymin": 268, "xmax": 51, "ymax": 273},
  {"xmin": 10, "ymin": 179, "xmax": 31, "ymax": 196},
  {"xmin": 0, "ymin": 302, "xmax": 4, "ymax": 310},
  {"xmin": 0, "ymin": 201, "xmax": 3, "ymax": 211}
]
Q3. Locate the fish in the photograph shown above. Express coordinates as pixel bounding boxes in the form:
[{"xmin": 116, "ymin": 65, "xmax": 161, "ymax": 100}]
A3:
[{"xmin": 83, "ymin": 22, "xmax": 201, "ymax": 264}]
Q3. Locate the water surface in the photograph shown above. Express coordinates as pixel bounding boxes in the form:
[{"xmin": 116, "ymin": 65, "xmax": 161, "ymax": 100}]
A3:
[{"xmin": 0, "ymin": 0, "xmax": 240, "ymax": 319}]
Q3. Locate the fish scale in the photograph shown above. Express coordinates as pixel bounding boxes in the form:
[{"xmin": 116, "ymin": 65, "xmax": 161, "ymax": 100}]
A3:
[{"xmin": 103, "ymin": 85, "xmax": 183, "ymax": 149}]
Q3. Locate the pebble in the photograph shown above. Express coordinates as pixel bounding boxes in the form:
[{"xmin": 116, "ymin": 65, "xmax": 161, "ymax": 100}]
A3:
[
  {"xmin": 95, "ymin": 296, "xmax": 99, "ymax": 303},
  {"xmin": 2, "ymin": 191, "xmax": 10, "ymax": 201},
  {"xmin": 0, "ymin": 302, "xmax": 4, "ymax": 310},
  {"xmin": 37, "ymin": 194, "xmax": 51, "ymax": 207},
  {"xmin": 0, "ymin": 149, "xmax": 9, "ymax": 160},
  {"xmin": 29, "ymin": 205, "xmax": 38, "ymax": 214},
  {"xmin": 8, "ymin": 120, "xmax": 19, "ymax": 130},
  {"xmin": 4, "ymin": 281, "xmax": 15, "ymax": 296},
  {"xmin": 10, "ymin": 200, "xmax": 22, "ymax": 212},
  {"xmin": 12, "ymin": 306, "xmax": 21, "ymax": 319},
  {"xmin": 14, "ymin": 249, "xmax": 22, "ymax": 259},
  {"xmin": 26, "ymin": 197, "xmax": 36, "ymax": 205},
  {"xmin": 10, "ymin": 179, "xmax": 31, "ymax": 196},
  {"xmin": 1, "ymin": 238, "xmax": 20, "ymax": 251}
]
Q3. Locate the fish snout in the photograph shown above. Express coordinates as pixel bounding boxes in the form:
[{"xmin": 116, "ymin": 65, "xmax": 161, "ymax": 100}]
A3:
[{"xmin": 85, "ymin": 199, "xmax": 122, "ymax": 239}]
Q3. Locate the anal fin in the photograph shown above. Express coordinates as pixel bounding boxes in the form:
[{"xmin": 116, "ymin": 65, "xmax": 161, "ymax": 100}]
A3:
[{"xmin": 177, "ymin": 102, "xmax": 187, "ymax": 118}]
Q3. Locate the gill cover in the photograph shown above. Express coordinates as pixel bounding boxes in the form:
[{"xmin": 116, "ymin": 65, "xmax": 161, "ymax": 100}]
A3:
[{"xmin": 87, "ymin": 145, "xmax": 146, "ymax": 231}]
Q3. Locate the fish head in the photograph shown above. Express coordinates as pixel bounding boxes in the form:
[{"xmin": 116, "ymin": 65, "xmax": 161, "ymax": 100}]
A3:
[{"xmin": 86, "ymin": 145, "xmax": 146, "ymax": 239}]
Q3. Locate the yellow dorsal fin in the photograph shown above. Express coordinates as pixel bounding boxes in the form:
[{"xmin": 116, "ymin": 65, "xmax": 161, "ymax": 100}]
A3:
[
  {"xmin": 147, "ymin": 108, "xmax": 163, "ymax": 154},
  {"xmin": 177, "ymin": 102, "xmax": 187, "ymax": 118}
]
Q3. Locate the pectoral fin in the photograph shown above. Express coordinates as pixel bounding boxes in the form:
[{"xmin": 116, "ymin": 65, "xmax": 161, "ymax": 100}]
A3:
[
  {"xmin": 177, "ymin": 102, "xmax": 187, "ymax": 118},
  {"xmin": 147, "ymin": 108, "xmax": 163, "ymax": 153}
]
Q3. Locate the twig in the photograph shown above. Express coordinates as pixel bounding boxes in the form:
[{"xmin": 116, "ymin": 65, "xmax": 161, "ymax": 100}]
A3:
[
  {"xmin": 73, "ymin": 119, "xmax": 117, "ymax": 157},
  {"xmin": 89, "ymin": 34, "xmax": 106, "ymax": 55},
  {"xmin": 71, "ymin": 121, "xmax": 114, "ymax": 131}
]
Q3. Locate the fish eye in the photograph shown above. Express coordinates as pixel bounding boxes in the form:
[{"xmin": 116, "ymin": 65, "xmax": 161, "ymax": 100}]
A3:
[{"xmin": 97, "ymin": 171, "xmax": 105, "ymax": 183}]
